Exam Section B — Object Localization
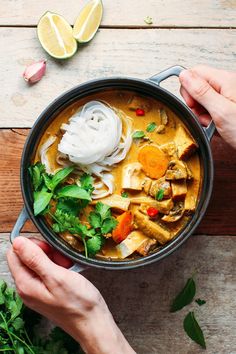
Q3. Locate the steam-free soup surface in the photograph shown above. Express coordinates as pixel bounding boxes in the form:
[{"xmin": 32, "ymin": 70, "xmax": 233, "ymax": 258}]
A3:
[{"xmin": 33, "ymin": 90, "xmax": 201, "ymax": 260}]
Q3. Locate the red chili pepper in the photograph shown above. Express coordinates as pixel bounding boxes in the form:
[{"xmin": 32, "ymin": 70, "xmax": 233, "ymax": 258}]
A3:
[
  {"xmin": 135, "ymin": 108, "xmax": 145, "ymax": 116},
  {"xmin": 147, "ymin": 207, "xmax": 159, "ymax": 218}
]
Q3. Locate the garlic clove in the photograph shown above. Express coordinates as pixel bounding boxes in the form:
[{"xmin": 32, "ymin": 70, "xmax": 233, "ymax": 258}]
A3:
[{"xmin": 23, "ymin": 60, "xmax": 46, "ymax": 84}]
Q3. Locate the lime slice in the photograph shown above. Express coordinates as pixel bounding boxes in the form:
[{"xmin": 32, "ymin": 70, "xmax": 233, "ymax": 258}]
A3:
[
  {"xmin": 37, "ymin": 11, "xmax": 77, "ymax": 59},
  {"xmin": 73, "ymin": 0, "xmax": 103, "ymax": 43}
]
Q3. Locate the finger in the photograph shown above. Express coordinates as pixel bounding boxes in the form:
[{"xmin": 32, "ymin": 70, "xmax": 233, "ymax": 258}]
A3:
[
  {"xmin": 29, "ymin": 238, "xmax": 53, "ymax": 255},
  {"xmin": 12, "ymin": 237, "xmax": 61, "ymax": 287},
  {"xmin": 191, "ymin": 65, "xmax": 225, "ymax": 92},
  {"xmin": 179, "ymin": 69, "xmax": 230, "ymax": 122},
  {"xmin": 7, "ymin": 247, "xmax": 51, "ymax": 302},
  {"xmin": 180, "ymin": 86, "xmax": 196, "ymax": 108}
]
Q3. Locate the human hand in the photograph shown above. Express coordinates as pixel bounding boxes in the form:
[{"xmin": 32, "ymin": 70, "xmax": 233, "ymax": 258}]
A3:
[
  {"xmin": 7, "ymin": 237, "xmax": 135, "ymax": 354},
  {"xmin": 179, "ymin": 65, "xmax": 236, "ymax": 149}
]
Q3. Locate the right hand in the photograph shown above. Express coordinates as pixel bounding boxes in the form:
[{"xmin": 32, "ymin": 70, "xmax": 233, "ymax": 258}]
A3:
[{"xmin": 179, "ymin": 65, "xmax": 236, "ymax": 149}]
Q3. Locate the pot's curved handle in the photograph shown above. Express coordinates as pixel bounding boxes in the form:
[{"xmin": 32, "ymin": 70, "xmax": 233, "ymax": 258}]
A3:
[
  {"xmin": 149, "ymin": 65, "xmax": 216, "ymax": 141},
  {"xmin": 10, "ymin": 208, "xmax": 86, "ymax": 273}
]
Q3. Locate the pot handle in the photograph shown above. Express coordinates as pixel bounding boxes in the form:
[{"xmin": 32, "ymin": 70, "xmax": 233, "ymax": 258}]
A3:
[
  {"xmin": 149, "ymin": 65, "xmax": 216, "ymax": 141},
  {"xmin": 10, "ymin": 207, "xmax": 86, "ymax": 273}
]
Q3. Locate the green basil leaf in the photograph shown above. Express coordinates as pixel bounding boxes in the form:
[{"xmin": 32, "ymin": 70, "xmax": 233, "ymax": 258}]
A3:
[
  {"xmin": 195, "ymin": 298, "xmax": 206, "ymax": 306},
  {"xmin": 156, "ymin": 189, "xmax": 165, "ymax": 201},
  {"xmin": 170, "ymin": 277, "xmax": 196, "ymax": 312},
  {"xmin": 183, "ymin": 311, "xmax": 206, "ymax": 349},
  {"xmin": 57, "ymin": 185, "xmax": 91, "ymax": 200},
  {"xmin": 42, "ymin": 173, "xmax": 53, "ymax": 191},
  {"xmin": 121, "ymin": 192, "xmax": 128, "ymax": 198},
  {"xmin": 51, "ymin": 166, "xmax": 74, "ymax": 191},
  {"xmin": 132, "ymin": 130, "xmax": 145, "ymax": 139},
  {"xmin": 146, "ymin": 122, "xmax": 157, "ymax": 132},
  {"xmin": 33, "ymin": 190, "xmax": 53, "ymax": 216}
]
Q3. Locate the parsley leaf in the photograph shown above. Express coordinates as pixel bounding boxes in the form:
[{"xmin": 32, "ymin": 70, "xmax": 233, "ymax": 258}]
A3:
[
  {"xmin": 183, "ymin": 311, "xmax": 206, "ymax": 349},
  {"xmin": 132, "ymin": 130, "xmax": 145, "ymax": 139},
  {"xmin": 170, "ymin": 278, "xmax": 196, "ymax": 312},
  {"xmin": 156, "ymin": 188, "xmax": 165, "ymax": 201},
  {"xmin": 146, "ymin": 122, "xmax": 157, "ymax": 132},
  {"xmin": 89, "ymin": 211, "xmax": 102, "ymax": 229},
  {"xmin": 28, "ymin": 162, "xmax": 45, "ymax": 191},
  {"xmin": 95, "ymin": 202, "xmax": 111, "ymax": 220},
  {"xmin": 87, "ymin": 235, "xmax": 103, "ymax": 256},
  {"xmin": 80, "ymin": 173, "xmax": 94, "ymax": 193},
  {"xmin": 101, "ymin": 218, "xmax": 118, "ymax": 234}
]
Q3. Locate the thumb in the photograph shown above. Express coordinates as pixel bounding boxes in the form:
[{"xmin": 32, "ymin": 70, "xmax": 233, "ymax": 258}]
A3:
[
  {"xmin": 13, "ymin": 236, "xmax": 61, "ymax": 282},
  {"xmin": 179, "ymin": 69, "xmax": 229, "ymax": 119}
]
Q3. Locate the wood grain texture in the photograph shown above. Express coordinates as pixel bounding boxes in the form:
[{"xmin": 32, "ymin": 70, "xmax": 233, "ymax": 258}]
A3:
[
  {"xmin": 0, "ymin": 28, "xmax": 236, "ymax": 128},
  {"xmin": 0, "ymin": 129, "xmax": 235, "ymax": 234},
  {"xmin": 0, "ymin": 233, "xmax": 235, "ymax": 353},
  {"xmin": 0, "ymin": 0, "xmax": 236, "ymax": 27}
]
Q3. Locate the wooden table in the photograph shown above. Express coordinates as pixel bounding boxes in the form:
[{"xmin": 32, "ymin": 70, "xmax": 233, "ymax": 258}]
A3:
[{"xmin": 0, "ymin": 1, "xmax": 236, "ymax": 353}]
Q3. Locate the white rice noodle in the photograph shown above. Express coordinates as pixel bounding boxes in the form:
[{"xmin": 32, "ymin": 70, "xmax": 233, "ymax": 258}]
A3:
[
  {"xmin": 57, "ymin": 101, "xmax": 132, "ymax": 199},
  {"xmin": 39, "ymin": 135, "xmax": 57, "ymax": 174}
]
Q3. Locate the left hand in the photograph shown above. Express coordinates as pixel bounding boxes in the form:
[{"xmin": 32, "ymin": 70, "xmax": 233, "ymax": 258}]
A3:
[{"xmin": 7, "ymin": 237, "xmax": 135, "ymax": 354}]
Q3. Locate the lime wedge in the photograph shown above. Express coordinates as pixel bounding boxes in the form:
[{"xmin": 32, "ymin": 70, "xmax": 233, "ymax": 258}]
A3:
[
  {"xmin": 37, "ymin": 11, "xmax": 77, "ymax": 59},
  {"xmin": 73, "ymin": 0, "xmax": 103, "ymax": 43}
]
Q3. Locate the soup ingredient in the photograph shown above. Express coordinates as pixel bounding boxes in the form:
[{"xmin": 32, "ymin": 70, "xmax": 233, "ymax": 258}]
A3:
[
  {"xmin": 132, "ymin": 130, "xmax": 145, "ymax": 139},
  {"xmin": 128, "ymin": 96, "xmax": 152, "ymax": 112},
  {"xmin": 93, "ymin": 194, "xmax": 130, "ymax": 211},
  {"xmin": 146, "ymin": 122, "xmax": 157, "ymax": 132},
  {"xmin": 112, "ymin": 211, "xmax": 133, "ymax": 243},
  {"xmin": 165, "ymin": 160, "xmax": 188, "ymax": 180},
  {"xmin": 37, "ymin": 12, "xmax": 77, "ymax": 59},
  {"xmin": 134, "ymin": 210, "xmax": 171, "ymax": 244},
  {"xmin": 144, "ymin": 16, "xmax": 153, "ymax": 25},
  {"xmin": 171, "ymin": 180, "xmax": 187, "ymax": 200},
  {"xmin": 57, "ymin": 184, "xmax": 91, "ymax": 200},
  {"xmin": 138, "ymin": 144, "xmax": 169, "ymax": 179},
  {"xmin": 136, "ymin": 238, "xmax": 157, "ymax": 256},
  {"xmin": 174, "ymin": 125, "xmax": 198, "ymax": 160},
  {"xmin": 0, "ymin": 279, "xmax": 82, "ymax": 353},
  {"xmin": 160, "ymin": 108, "xmax": 169, "ymax": 125},
  {"xmin": 162, "ymin": 202, "xmax": 184, "ymax": 222},
  {"xmin": 58, "ymin": 101, "xmax": 132, "ymax": 199},
  {"xmin": 122, "ymin": 162, "xmax": 143, "ymax": 190},
  {"xmin": 149, "ymin": 178, "xmax": 171, "ymax": 199},
  {"xmin": 146, "ymin": 206, "xmax": 159, "ymax": 218},
  {"xmin": 34, "ymin": 188, "xmax": 53, "ymax": 216},
  {"xmin": 28, "ymin": 161, "xmax": 46, "ymax": 191},
  {"xmin": 23, "ymin": 59, "xmax": 46, "ymax": 84},
  {"xmin": 156, "ymin": 188, "xmax": 165, "ymax": 201},
  {"xmin": 135, "ymin": 108, "xmax": 145, "ymax": 116},
  {"xmin": 131, "ymin": 197, "xmax": 174, "ymax": 214},
  {"xmin": 116, "ymin": 231, "xmax": 149, "ymax": 258},
  {"xmin": 184, "ymin": 312, "xmax": 206, "ymax": 349},
  {"xmin": 73, "ymin": 0, "xmax": 103, "ymax": 43},
  {"xmin": 156, "ymin": 124, "xmax": 165, "ymax": 134},
  {"xmin": 121, "ymin": 191, "xmax": 129, "ymax": 198},
  {"xmin": 170, "ymin": 277, "xmax": 196, "ymax": 312},
  {"xmin": 195, "ymin": 298, "xmax": 206, "ymax": 306},
  {"xmin": 39, "ymin": 135, "xmax": 57, "ymax": 174}
]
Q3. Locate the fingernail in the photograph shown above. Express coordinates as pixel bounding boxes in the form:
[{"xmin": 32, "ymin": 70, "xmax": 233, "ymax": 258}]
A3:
[{"xmin": 13, "ymin": 237, "xmax": 26, "ymax": 251}]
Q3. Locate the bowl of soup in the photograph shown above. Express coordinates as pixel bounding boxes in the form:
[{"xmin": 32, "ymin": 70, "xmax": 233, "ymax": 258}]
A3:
[{"xmin": 11, "ymin": 66, "xmax": 214, "ymax": 270}]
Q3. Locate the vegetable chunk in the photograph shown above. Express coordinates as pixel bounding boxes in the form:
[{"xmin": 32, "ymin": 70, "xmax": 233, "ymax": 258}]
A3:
[
  {"xmin": 112, "ymin": 211, "xmax": 133, "ymax": 243},
  {"xmin": 174, "ymin": 125, "xmax": 198, "ymax": 160},
  {"xmin": 138, "ymin": 144, "xmax": 169, "ymax": 179}
]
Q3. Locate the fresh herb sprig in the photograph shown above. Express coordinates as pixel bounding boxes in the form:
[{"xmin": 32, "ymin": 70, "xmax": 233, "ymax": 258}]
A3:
[{"xmin": 0, "ymin": 279, "xmax": 83, "ymax": 353}]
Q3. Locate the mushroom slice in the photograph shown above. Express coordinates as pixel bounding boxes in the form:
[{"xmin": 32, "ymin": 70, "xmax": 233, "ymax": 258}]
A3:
[
  {"xmin": 134, "ymin": 210, "xmax": 171, "ymax": 244},
  {"xmin": 136, "ymin": 238, "xmax": 157, "ymax": 256},
  {"xmin": 160, "ymin": 142, "xmax": 177, "ymax": 158},
  {"xmin": 149, "ymin": 177, "xmax": 172, "ymax": 199},
  {"xmin": 92, "ymin": 194, "xmax": 130, "ymax": 211},
  {"xmin": 130, "ymin": 197, "xmax": 174, "ymax": 214},
  {"xmin": 142, "ymin": 177, "xmax": 152, "ymax": 194},
  {"xmin": 160, "ymin": 109, "xmax": 168, "ymax": 125},
  {"xmin": 174, "ymin": 125, "xmax": 198, "ymax": 160},
  {"xmin": 165, "ymin": 160, "xmax": 188, "ymax": 180},
  {"xmin": 128, "ymin": 96, "xmax": 152, "ymax": 112},
  {"xmin": 162, "ymin": 202, "xmax": 185, "ymax": 222},
  {"xmin": 156, "ymin": 125, "xmax": 165, "ymax": 134},
  {"xmin": 122, "ymin": 162, "xmax": 143, "ymax": 190}
]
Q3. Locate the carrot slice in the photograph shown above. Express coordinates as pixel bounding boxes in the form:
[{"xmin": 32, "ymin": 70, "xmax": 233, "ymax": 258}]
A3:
[
  {"xmin": 138, "ymin": 144, "xmax": 169, "ymax": 179},
  {"xmin": 112, "ymin": 211, "xmax": 133, "ymax": 244}
]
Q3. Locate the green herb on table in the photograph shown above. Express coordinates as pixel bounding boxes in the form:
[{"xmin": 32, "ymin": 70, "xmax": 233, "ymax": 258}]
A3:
[
  {"xmin": 144, "ymin": 16, "xmax": 153, "ymax": 25},
  {"xmin": 170, "ymin": 277, "xmax": 196, "ymax": 312},
  {"xmin": 132, "ymin": 130, "xmax": 145, "ymax": 139},
  {"xmin": 121, "ymin": 191, "xmax": 129, "ymax": 198},
  {"xmin": 0, "ymin": 279, "xmax": 84, "ymax": 353},
  {"xmin": 156, "ymin": 188, "xmax": 165, "ymax": 201},
  {"xmin": 146, "ymin": 122, "xmax": 157, "ymax": 132},
  {"xmin": 195, "ymin": 298, "xmax": 206, "ymax": 306},
  {"xmin": 183, "ymin": 311, "xmax": 206, "ymax": 349}
]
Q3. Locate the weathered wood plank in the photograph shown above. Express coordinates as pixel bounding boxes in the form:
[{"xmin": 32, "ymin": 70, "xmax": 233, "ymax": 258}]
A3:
[
  {"xmin": 1, "ymin": 233, "xmax": 235, "ymax": 353},
  {"xmin": 0, "ymin": 0, "xmax": 236, "ymax": 27},
  {"xmin": 0, "ymin": 130, "xmax": 236, "ymax": 234},
  {"xmin": 0, "ymin": 28, "xmax": 236, "ymax": 128}
]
